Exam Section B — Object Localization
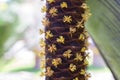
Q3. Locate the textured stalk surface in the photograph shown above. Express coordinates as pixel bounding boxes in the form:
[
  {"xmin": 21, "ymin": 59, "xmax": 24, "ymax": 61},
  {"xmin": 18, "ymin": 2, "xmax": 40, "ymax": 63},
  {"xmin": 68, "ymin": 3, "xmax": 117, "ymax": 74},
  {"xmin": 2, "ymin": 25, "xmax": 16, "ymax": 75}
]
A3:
[{"xmin": 44, "ymin": 0, "xmax": 90, "ymax": 80}]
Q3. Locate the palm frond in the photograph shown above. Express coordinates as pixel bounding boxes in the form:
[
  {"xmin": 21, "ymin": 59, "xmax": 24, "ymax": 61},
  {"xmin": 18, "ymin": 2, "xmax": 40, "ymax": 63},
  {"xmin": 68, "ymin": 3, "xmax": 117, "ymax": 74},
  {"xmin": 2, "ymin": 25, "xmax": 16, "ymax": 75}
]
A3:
[{"xmin": 87, "ymin": 0, "xmax": 120, "ymax": 79}]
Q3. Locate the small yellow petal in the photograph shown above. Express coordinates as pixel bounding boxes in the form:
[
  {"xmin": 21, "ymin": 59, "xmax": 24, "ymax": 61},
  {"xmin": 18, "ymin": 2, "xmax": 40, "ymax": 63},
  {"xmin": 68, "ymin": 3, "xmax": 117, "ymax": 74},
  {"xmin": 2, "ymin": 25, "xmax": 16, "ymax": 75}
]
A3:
[
  {"xmin": 46, "ymin": 31, "xmax": 53, "ymax": 39},
  {"xmin": 47, "ymin": 0, "xmax": 55, "ymax": 4},
  {"xmin": 85, "ymin": 73, "xmax": 91, "ymax": 80},
  {"xmin": 40, "ymin": 39, "xmax": 46, "ymax": 47},
  {"xmin": 76, "ymin": 20, "xmax": 84, "ymax": 29},
  {"xmin": 48, "ymin": 44, "xmax": 57, "ymax": 53},
  {"xmin": 84, "ymin": 59, "xmax": 89, "ymax": 65},
  {"xmin": 81, "ymin": 47, "xmax": 87, "ymax": 52},
  {"xmin": 56, "ymin": 36, "xmax": 65, "ymax": 44},
  {"xmin": 40, "ymin": 72, "xmax": 45, "ymax": 76},
  {"xmin": 52, "ymin": 58, "xmax": 62, "ymax": 67},
  {"xmin": 69, "ymin": 64, "xmax": 76, "ymax": 72},
  {"xmin": 79, "ymin": 34, "xmax": 85, "ymax": 41},
  {"xmin": 82, "ymin": 11, "xmax": 91, "ymax": 21},
  {"xmin": 49, "ymin": 7, "xmax": 58, "ymax": 17},
  {"xmin": 63, "ymin": 16, "xmax": 72, "ymax": 23},
  {"xmin": 81, "ymin": 3, "xmax": 88, "ymax": 9},
  {"xmin": 42, "ymin": 18, "xmax": 50, "ymax": 27},
  {"xmin": 46, "ymin": 67, "xmax": 54, "ymax": 77},
  {"xmin": 40, "ymin": 60, "xmax": 45, "ymax": 69},
  {"xmin": 60, "ymin": 2, "xmax": 68, "ymax": 8},
  {"xmin": 70, "ymin": 27, "xmax": 76, "ymax": 34},
  {"xmin": 73, "ymin": 77, "xmax": 79, "ymax": 80},
  {"xmin": 41, "ymin": 6, "xmax": 47, "ymax": 13},
  {"xmin": 39, "ymin": 29, "xmax": 44, "ymax": 34},
  {"xmin": 80, "ymin": 69, "xmax": 86, "ymax": 75},
  {"xmin": 63, "ymin": 49, "xmax": 72, "ymax": 58},
  {"xmin": 74, "ymin": 53, "xmax": 83, "ymax": 61}
]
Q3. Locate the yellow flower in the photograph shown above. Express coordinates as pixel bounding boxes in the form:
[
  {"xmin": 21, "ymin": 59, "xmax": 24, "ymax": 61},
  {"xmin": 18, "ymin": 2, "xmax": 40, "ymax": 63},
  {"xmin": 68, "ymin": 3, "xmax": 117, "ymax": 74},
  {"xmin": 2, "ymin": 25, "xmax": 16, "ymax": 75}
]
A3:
[
  {"xmin": 83, "ymin": 30, "xmax": 89, "ymax": 38},
  {"xmin": 46, "ymin": 31, "xmax": 53, "ymax": 39},
  {"xmin": 81, "ymin": 47, "xmax": 87, "ymax": 52},
  {"xmin": 84, "ymin": 59, "xmax": 89, "ymax": 65},
  {"xmin": 40, "ymin": 72, "xmax": 45, "ymax": 76},
  {"xmin": 41, "ymin": 6, "xmax": 47, "ymax": 13},
  {"xmin": 74, "ymin": 53, "xmax": 83, "ymax": 61},
  {"xmin": 82, "ymin": 11, "xmax": 91, "ymax": 21},
  {"xmin": 48, "ymin": 44, "xmax": 57, "ymax": 53},
  {"xmin": 39, "ymin": 29, "xmax": 44, "ymax": 34},
  {"xmin": 49, "ymin": 7, "xmax": 58, "ymax": 17},
  {"xmin": 52, "ymin": 58, "xmax": 62, "ymax": 67},
  {"xmin": 40, "ymin": 60, "xmax": 45, "ymax": 69},
  {"xmin": 76, "ymin": 21, "xmax": 84, "ymax": 29},
  {"xmin": 47, "ymin": 0, "xmax": 55, "ymax": 4},
  {"xmin": 80, "ymin": 69, "xmax": 86, "ymax": 75},
  {"xmin": 70, "ymin": 27, "xmax": 76, "ymax": 34},
  {"xmin": 39, "ymin": 50, "xmax": 45, "ymax": 57},
  {"xmin": 81, "ymin": 3, "xmax": 88, "ymax": 9},
  {"xmin": 46, "ymin": 67, "xmax": 54, "ymax": 77},
  {"xmin": 63, "ymin": 49, "xmax": 72, "ymax": 58},
  {"xmin": 40, "ymin": 39, "xmax": 46, "ymax": 47},
  {"xmin": 56, "ymin": 36, "xmax": 65, "ymax": 44},
  {"xmin": 85, "ymin": 73, "xmax": 91, "ymax": 80},
  {"xmin": 63, "ymin": 16, "xmax": 72, "ymax": 23},
  {"xmin": 69, "ymin": 64, "xmax": 76, "ymax": 72},
  {"xmin": 42, "ymin": 18, "xmax": 50, "ymax": 27},
  {"xmin": 60, "ymin": 2, "xmax": 68, "ymax": 8},
  {"xmin": 73, "ymin": 77, "xmax": 79, "ymax": 80},
  {"xmin": 79, "ymin": 34, "xmax": 85, "ymax": 41}
]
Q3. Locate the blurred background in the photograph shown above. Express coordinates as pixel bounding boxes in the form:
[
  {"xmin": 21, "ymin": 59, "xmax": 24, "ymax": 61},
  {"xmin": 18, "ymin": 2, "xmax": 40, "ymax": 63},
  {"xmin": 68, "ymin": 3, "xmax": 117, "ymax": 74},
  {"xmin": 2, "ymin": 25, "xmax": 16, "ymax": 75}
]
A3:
[{"xmin": 0, "ymin": 0, "xmax": 115, "ymax": 80}]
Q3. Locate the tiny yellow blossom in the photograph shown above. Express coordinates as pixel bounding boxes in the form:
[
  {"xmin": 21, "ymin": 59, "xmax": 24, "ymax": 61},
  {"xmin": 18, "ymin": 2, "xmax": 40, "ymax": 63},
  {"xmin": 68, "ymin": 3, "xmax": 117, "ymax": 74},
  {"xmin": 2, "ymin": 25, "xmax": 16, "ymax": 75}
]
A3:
[
  {"xmin": 82, "ymin": 11, "xmax": 91, "ymax": 21},
  {"xmin": 39, "ymin": 29, "xmax": 44, "ymax": 34},
  {"xmin": 52, "ymin": 58, "xmax": 62, "ymax": 67},
  {"xmin": 41, "ymin": 6, "xmax": 47, "ymax": 13},
  {"xmin": 60, "ymin": 2, "xmax": 68, "ymax": 8},
  {"xmin": 63, "ymin": 49, "xmax": 72, "ymax": 58},
  {"xmin": 76, "ymin": 21, "xmax": 84, "ymax": 29},
  {"xmin": 81, "ymin": 47, "xmax": 87, "ymax": 52},
  {"xmin": 69, "ymin": 27, "xmax": 76, "ymax": 37},
  {"xmin": 39, "ymin": 50, "xmax": 45, "ymax": 57},
  {"xmin": 40, "ymin": 39, "xmax": 46, "ymax": 47},
  {"xmin": 42, "ymin": 18, "xmax": 50, "ymax": 27},
  {"xmin": 81, "ymin": 3, "xmax": 88, "ymax": 9},
  {"xmin": 40, "ymin": 60, "xmax": 45, "ymax": 69},
  {"xmin": 48, "ymin": 44, "xmax": 57, "ymax": 53},
  {"xmin": 80, "ymin": 69, "xmax": 86, "ymax": 75},
  {"xmin": 46, "ymin": 67, "xmax": 54, "ymax": 77},
  {"xmin": 40, "ymin": 72, "xmax": 45, "ymax": 76},
  {"xmin": 63, "ymin": 16, "xmax": 72, "ymax": 23},
  {"xmin": 69, "ymin": 64, "xmax": 76, "ymax": 72},
  {"xmin": 73, "ymin": 77, "xmax": 79, "ymax": 80},
  {"xmin": 79, "ymin": 34, "xmax": 85, "ymax": 41},
  {"xmin": 83, "ymin": 30, "xmax": 89, "ymax": 38},
  {"xmin": 46, "ymin": 31, "xmax": 53, "ymax": 39},
  {"xmin": 56, "ymin": 36, "xmax": 65, "ymax": 44},
  {"xmin": 84, "ymin": 59, "xmax": 89, "ymax": 65},
  {"xmin": 49, "ymin": 7, "xmax": 58, "ymax": 17},
  {"xmin": 74, "ymin": 53, "xmax": 83, "ymax": 61},
  {"xmin": 47, "ymin": 0, "xmax": 55, "ymax": 4},
  {"xmin": 85, "ymin": 73, "xmax": 91, "ymax": 80}
]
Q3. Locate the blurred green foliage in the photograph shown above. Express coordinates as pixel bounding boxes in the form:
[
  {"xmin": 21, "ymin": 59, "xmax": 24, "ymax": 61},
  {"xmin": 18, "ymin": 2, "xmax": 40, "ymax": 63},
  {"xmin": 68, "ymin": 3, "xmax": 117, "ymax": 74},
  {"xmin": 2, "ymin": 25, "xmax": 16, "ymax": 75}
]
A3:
[
  {"xmin": 87, "ymin": 0, "xmax": 120, "ymax": 79},
  {"xmin": 0, "ymin": 7, "xmax": 18, "ymax": 57}
]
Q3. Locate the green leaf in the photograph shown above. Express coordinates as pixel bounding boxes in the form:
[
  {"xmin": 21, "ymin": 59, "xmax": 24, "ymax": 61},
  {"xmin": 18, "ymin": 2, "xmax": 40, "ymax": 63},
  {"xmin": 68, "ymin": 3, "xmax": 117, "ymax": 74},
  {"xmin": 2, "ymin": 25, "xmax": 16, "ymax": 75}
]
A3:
[{"xmin": 86, "ymin": 0, "xmax": 120, "ymax": 79}]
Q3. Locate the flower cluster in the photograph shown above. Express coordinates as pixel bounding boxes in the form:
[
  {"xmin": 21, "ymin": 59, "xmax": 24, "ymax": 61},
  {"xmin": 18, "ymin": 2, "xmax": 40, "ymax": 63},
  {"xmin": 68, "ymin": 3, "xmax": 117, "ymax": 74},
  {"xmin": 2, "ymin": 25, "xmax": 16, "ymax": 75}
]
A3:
[
  {"xmin": 48, "ymin": 44, "xmax": 57, "ymax": 53},
  {"xmin": 56, "ymin": 36, "xmax": 65, "ymax": 44},
  {"xmin": 69, "ymin": 64, "xmax": 77, "ymax": 72},
  {"xmin": 63, "ymin": 49, "xmax": 72, "ymax": 58},
  {"xmin": 46, "ymin": 67, "xmax": 54, "ymax": 77},
  {"xmin": 52, "ymin": 58, "xmax": 62, "ymax": 67}
]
